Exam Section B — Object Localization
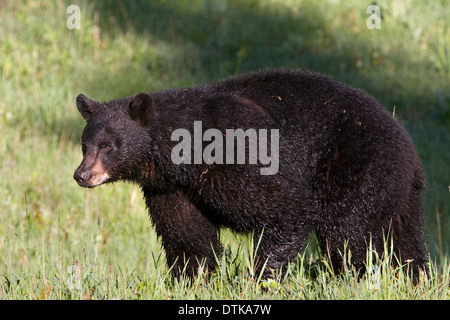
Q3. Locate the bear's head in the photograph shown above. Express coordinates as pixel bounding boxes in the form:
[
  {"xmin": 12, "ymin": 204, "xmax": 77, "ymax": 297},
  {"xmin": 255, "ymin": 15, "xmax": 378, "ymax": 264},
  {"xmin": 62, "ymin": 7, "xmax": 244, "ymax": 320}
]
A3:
[{"xmin": 73, "ymin": 93, "xmax": 155, "ymax": 188}]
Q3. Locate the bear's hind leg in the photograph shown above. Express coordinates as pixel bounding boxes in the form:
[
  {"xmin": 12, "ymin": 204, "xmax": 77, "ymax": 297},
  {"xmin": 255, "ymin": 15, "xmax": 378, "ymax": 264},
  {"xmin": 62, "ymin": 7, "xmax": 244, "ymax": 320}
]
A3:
[
  {"xmin": 391, "ymin": 173, "xmax": 428, "ymax": 283},
  {"xmin": 315, "ymin": 223, "xmax": 369, "ymax": 277},
  {"xmin": 144, "ymin": 189, "xmax": 222, "ymax": 279},
  {"xmin": 253, "ymin": 224, "xmax": 312, "ymax": 280}
]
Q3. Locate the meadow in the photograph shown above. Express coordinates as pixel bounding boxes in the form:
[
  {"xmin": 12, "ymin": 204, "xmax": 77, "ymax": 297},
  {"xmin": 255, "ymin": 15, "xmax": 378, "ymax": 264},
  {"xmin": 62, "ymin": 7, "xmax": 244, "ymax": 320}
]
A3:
[{"xmin": 0, "ymin": 0, "xmax": 449, "ymax": 299}]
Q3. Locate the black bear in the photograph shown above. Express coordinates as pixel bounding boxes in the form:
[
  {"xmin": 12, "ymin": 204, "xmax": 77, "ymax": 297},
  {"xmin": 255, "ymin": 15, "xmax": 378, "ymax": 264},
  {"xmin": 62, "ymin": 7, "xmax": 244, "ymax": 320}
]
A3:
[{"xmin": 74, "ymin": 69, "xmax": 427, "ymax": 281}]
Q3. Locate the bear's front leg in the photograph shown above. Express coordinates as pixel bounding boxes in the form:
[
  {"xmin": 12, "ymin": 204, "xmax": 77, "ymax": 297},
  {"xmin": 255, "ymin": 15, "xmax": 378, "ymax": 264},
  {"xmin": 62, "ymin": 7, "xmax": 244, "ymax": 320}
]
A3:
[{"xmin": 144, "ymin": 189, "xmax": 222, "ymax": 279}]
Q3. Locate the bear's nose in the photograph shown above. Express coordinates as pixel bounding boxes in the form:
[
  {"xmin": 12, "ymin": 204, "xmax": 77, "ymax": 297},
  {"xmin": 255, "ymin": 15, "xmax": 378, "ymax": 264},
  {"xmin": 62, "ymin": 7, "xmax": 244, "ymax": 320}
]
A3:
[{"xmin": 73, "ymin": 170, "xmax": 90, "ymax": 186}]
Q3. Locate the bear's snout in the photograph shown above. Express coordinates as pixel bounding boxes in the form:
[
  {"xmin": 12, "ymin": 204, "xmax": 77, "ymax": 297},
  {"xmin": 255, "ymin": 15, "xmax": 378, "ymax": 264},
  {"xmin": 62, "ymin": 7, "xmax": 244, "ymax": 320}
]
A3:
[
  {"xmin": 73, "ymin": 167, "xmax": 91, "ymax": 187},
  {"xmin": 74, "ymin": 157, "xmax": 111, "ymax": 188}
]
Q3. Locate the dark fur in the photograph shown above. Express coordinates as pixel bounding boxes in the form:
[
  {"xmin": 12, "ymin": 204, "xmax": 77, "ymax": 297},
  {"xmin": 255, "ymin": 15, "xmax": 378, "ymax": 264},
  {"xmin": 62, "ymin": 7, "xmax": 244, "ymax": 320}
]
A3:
[{"xmin": 74, "ymin": 69, "xmax": 427, "ymax": 281}]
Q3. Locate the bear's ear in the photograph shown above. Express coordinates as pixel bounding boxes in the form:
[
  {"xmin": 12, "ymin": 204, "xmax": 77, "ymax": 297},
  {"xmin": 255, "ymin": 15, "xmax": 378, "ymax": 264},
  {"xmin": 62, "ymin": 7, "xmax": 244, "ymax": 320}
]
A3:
[
  {"xmin": 76, "ymin": 94, "xmax": 100, "ymax": 121},
  {"xmin": 129, "ymin": 92, "xmax": 153, "ymax": 123}
]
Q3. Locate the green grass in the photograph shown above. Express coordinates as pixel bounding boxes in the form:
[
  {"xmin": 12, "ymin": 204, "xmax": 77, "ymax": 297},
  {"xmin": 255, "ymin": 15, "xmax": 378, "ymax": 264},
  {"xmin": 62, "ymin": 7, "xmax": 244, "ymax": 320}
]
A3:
[{"xmin": 0, "ymin": 0, "xmax": 449, "ymax": 299}]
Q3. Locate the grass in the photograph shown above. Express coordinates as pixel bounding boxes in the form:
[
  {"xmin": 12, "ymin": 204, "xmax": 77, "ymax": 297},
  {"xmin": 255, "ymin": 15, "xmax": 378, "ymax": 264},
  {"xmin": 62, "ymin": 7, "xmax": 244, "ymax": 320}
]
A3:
[{"xmin": 0, "ymin": 0, "xmax": 449, "ymax": 299}]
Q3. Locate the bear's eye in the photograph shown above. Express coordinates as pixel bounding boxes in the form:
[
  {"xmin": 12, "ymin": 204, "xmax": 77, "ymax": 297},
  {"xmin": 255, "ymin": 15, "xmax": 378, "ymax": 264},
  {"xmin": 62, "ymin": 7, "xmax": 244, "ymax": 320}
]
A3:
[
  {"xmin": 81, "ymin": 143, "xmax": 87, "ymax": 156},
  {"xmin": 99, "ymin": 143, "xmax": 112, "ymax": 151}
]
